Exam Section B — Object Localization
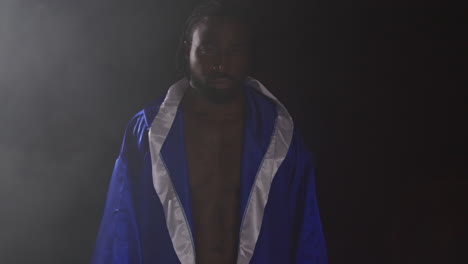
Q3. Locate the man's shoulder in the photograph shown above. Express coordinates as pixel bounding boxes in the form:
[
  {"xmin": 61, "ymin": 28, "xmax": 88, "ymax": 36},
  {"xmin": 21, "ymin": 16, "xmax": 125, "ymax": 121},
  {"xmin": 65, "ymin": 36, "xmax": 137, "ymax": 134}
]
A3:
[
  {"xmin": 126, "ymin": 94, "xmax": 167, "ymax": 129},
  {"xmin": 119, "ymin": 94, "xmax": 167, "ymax": 157},
  {"xmin": 122, "ymin": 94, "xmax": 167, "ymax": 142},
  {"xmin": 141, "ymin": 94, "xmax": 167, "ymax": 127}
]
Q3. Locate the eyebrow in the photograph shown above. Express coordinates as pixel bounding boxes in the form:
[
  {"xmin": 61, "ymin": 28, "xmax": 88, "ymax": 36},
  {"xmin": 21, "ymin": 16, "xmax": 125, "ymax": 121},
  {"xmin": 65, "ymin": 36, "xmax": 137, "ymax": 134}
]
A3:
[
  {"xmin": 199, "ymin": 41, "xmax": 216, "ymax": 46},
  {"xmin": 199, "ymin": 41, "xmax": 249, "ymax": 47},
  {"xmin": 231, "ymin": 42, "xmax": 249, "ymax": 47}
]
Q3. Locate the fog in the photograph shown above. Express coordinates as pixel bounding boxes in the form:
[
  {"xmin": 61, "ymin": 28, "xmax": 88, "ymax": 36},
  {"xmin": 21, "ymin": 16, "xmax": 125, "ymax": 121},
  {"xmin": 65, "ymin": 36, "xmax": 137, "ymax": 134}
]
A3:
[
  {"xmin": 0, "ymin": 1, "xmax": 188, "ymax": 262},
  {"xmin": 0, "ymin": 1, "xmax": 464, "ymax": 263}
]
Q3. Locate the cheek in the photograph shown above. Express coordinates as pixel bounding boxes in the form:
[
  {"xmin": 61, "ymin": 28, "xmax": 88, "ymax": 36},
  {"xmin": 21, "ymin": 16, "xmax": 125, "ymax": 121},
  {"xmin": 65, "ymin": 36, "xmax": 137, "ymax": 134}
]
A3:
[
  {"xmin": 188, "ymin": 48, "xmax": 197, "ymax": 66},
  {"xmin": 230, "ymin": 55, "xmax": 249, "ymax": 74},
  {"xmin": 189, "ymin": 52, "xmax": 212, "ymax": 75},
  {"xmin": 188, "ymin": 50, "xmax": 199, "ymax": 71}
]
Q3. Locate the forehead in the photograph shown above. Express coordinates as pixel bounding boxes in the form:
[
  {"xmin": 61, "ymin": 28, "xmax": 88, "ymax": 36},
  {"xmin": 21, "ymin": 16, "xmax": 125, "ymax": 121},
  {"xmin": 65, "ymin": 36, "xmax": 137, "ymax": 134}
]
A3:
[{"xmin": 190, "ymin": 16, "xmax": 250, "ymax": 44}]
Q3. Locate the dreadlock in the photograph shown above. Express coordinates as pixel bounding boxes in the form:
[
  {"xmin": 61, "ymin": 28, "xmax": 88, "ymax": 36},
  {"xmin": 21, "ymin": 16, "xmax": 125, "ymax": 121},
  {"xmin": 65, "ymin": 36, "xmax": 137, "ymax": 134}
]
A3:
[{"xmin": 175, "ymin": 0, "xmax": 252, "ymax": 77}]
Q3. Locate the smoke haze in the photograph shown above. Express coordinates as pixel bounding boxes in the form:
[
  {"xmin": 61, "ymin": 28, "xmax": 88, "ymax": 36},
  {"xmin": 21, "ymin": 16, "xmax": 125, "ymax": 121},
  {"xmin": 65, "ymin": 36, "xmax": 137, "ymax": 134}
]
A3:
[{"xmin": 0, "ymin": 0, "xmax": 464, "ymax": 263}]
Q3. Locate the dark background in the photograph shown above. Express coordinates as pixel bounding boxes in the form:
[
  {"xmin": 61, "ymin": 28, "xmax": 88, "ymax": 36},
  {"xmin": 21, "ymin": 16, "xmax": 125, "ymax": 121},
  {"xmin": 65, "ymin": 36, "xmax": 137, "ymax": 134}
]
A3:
[{"xmin": 0, "ymin": 0, "xmax": 465, "ymax": 263}]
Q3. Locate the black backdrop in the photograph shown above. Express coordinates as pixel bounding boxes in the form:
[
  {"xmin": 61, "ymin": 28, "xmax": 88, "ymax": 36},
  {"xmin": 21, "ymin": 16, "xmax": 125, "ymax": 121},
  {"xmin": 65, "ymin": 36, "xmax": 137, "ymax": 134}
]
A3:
[{"xmin": 0, "ymin": 0, "xmax": 465, "ymax": 263}]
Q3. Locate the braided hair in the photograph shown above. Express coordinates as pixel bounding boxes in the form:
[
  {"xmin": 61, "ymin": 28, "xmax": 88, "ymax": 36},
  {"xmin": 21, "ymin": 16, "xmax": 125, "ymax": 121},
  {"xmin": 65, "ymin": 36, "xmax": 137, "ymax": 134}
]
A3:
[{"xmin": 175, "ymin": 0, "xmax": 252, "ymax": 77}]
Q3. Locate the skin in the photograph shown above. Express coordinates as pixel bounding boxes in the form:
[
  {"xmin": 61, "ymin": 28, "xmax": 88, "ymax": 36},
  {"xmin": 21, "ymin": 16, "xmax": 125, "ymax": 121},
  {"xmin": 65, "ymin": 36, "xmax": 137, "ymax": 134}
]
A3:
[
  {"xmin": 181, "ymin": 16, "xmax": 250, "ymax": 263},
  {"xmin": 185, "ymin": 16, "xmax": 250, "ymax": 104}
]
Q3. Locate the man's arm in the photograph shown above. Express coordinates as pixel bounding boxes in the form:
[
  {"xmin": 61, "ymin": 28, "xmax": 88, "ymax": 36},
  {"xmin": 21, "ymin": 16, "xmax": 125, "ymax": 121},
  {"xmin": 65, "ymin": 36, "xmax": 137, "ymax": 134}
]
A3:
[
  {"xmin": 294, "ymin": 136, "xmax": 328, "ymax": 264},
  {"xmin": 91, "ymin": 116, "xmax": 143, "ymax": 264}
]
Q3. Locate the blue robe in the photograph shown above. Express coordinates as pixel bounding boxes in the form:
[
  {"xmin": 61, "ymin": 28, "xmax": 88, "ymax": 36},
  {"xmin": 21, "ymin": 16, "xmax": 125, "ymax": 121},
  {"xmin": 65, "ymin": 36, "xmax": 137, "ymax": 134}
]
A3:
[{"xmin": 91, "ymin": 78, "xmax": 327, "ymax": 264}]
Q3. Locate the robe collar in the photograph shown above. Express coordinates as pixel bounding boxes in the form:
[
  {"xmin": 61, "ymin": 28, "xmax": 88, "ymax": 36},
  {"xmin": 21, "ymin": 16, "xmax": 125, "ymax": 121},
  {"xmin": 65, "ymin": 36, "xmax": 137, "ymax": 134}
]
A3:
[{"xmin": 147, "ymin": 77, "xmax": 294, "ymax": 264}]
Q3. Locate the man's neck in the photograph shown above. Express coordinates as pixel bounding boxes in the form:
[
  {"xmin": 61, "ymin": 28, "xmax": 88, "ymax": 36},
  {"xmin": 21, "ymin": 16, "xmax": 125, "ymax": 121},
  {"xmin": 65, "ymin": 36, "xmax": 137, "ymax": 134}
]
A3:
[{"xmin": 181, "ymin": 85, "xmax": 245, "ymax": 121}]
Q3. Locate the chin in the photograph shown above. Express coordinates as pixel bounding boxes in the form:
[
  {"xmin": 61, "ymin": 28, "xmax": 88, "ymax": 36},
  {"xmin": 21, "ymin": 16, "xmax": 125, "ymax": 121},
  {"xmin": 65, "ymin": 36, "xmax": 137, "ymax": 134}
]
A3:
[{"xmin": 205, "ymin": 87, "xmax": 238, "ymax": 104}]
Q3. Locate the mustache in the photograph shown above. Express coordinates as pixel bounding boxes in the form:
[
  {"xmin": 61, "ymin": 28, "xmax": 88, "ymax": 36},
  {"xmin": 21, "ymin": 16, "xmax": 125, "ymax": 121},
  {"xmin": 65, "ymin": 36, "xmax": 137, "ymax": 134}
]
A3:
[{"xmin": 207, "ymin": 73, "xmax": 235, "ymax": 81}]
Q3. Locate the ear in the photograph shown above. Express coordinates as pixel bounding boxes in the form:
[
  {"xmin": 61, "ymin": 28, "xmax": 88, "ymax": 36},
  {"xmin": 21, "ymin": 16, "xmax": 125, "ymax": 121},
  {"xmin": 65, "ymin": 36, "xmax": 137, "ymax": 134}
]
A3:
[{"xmin": 184, "ymin": 40, "xmax": 191, "ymax": 56}]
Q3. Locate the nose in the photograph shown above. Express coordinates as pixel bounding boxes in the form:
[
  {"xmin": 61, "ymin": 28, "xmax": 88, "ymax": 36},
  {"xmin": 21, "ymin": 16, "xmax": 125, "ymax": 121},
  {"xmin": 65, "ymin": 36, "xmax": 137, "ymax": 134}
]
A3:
[
  {"xmin": 216, "ymin": 63, "xmax": 225, "ymax": 72},
  {"xmin": 213, "ymin": 54, "xmax": 227, "ymax": 72}
]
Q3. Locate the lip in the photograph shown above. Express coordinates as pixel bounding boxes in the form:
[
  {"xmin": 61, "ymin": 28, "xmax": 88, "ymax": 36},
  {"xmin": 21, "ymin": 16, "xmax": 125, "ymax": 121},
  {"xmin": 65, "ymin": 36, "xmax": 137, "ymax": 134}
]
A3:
[{"xmin": 209, "ymin": 78, "xmax": 232, "ymax": 89}]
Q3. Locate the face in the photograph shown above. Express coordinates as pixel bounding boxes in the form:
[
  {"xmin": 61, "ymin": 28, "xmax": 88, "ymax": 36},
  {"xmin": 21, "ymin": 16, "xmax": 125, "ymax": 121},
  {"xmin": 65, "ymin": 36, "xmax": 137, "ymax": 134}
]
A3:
[{"xmin": 187, "ymin": 16, "xmax": 250, "ymax": 104}]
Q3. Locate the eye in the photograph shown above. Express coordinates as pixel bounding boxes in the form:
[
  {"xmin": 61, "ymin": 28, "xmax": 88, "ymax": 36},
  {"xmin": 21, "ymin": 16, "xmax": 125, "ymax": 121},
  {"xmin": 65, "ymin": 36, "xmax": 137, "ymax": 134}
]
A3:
[
  {"xmin": 229, "ymin": 46, "xmax": 248, "ymax": 55},
  {"xmin": 199, "ymin": 45, "xmax": 218, "ymax": 55}
]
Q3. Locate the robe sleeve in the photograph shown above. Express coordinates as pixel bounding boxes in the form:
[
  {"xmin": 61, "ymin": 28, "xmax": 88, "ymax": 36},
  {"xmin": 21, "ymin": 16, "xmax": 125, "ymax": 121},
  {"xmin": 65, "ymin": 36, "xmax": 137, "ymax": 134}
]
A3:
[
  {"xmin": 294, "ymin": 135, "xmax": 328, "ymax": 264},
  {"xmin": 91, "ymin": 116, "xmax": 143, "ymax": 264}
]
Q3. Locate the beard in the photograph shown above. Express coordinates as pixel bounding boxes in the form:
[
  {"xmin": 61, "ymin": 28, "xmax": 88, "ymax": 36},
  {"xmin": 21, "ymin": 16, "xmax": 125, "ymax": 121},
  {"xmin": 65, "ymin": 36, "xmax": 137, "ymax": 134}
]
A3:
[{"xmin": 189, "ymin": 72, "xmax": 244, "ymax": 105}]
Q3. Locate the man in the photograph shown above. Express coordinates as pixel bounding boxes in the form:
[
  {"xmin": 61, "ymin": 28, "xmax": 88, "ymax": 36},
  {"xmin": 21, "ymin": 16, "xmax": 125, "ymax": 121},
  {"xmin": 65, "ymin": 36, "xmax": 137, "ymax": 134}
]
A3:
[{"xmin": 92, "ymin": 1, "xmax": 327, "ymax": 263}]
